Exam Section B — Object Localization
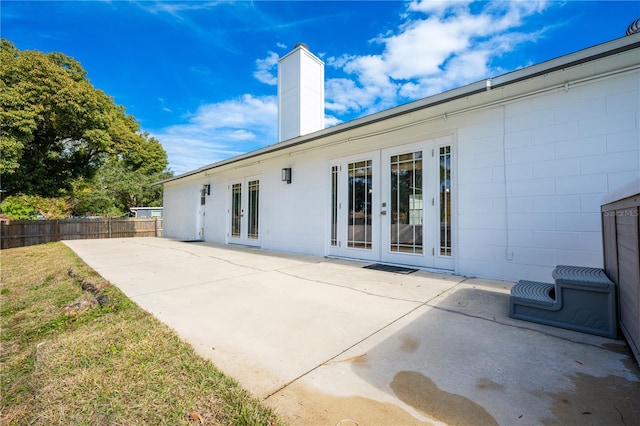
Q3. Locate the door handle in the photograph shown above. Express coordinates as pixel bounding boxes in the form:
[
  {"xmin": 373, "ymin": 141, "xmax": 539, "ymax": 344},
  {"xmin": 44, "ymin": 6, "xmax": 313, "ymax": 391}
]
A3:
[{"xmin": 381, "ymin": 211, "xmax": 387, "ymax": 215}]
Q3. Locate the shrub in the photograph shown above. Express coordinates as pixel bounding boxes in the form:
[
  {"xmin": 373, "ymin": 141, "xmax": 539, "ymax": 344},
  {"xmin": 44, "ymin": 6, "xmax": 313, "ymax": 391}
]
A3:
[{"xmin": 0, "ymin": 194, "xmax": 72, "ymax": 220}]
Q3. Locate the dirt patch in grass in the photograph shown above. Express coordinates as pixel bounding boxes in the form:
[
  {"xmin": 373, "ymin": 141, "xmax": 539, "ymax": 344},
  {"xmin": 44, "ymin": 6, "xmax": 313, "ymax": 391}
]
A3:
[{"xmin": 1, "ymin": 242, "xmax": 283, "ymax": 425}]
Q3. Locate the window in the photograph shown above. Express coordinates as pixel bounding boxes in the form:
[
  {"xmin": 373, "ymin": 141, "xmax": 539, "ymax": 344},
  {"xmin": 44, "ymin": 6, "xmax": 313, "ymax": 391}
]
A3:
[{"xmin": 201, "ymin": 184, "xmax": 210, "ymax": 205}]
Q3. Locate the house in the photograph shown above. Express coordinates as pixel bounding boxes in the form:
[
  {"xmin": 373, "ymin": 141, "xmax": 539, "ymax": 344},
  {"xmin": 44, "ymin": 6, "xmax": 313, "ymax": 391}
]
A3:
[
  {"xmin": 130, "ymin": 206, "xmax": 163, "ymax": 219},
  {"xmin": 160, "ymin": 33, "xmax": 640, "ymax": 283}
]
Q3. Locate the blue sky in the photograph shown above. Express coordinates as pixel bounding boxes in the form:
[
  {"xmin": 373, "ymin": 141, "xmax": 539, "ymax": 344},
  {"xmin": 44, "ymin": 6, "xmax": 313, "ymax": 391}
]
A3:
[{"xmin": 2, "ymin": 1, "xmax": 639, "ymax": 174}]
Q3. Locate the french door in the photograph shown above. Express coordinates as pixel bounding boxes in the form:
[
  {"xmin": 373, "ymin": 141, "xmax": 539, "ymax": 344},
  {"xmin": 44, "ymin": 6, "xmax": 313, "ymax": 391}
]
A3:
[
  {"xmin": 329, "ymin": 153, "xmax": 380, "ymax": 261},
  {"xmin": 380, "ymin": 143, "xmax": 431, "ymax": 267},
  {"xmin": 329, "ymin": 136, "xmax": 454, "ymax": 270},
  {"xmin": 228, "ymin": 177, "xmax": 260, "ymax": 246}
]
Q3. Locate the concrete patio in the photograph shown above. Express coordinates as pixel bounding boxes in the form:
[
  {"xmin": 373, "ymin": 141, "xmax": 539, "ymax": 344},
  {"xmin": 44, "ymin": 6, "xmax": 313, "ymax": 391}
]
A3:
[{"xmin": 65, "ymin": 238, "xmax": 640, "ymax": 425}]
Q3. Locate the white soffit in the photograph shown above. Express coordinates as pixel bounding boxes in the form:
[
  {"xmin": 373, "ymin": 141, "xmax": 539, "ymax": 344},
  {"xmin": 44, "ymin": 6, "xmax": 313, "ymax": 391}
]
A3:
[{"xmin": 159, "ymin": 33, "xmax": 640, "ymax": 185}]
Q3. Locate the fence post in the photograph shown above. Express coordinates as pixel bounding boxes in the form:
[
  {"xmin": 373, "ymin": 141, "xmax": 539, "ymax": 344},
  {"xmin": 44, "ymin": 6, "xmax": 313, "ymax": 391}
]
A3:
[
  {"xmin": 108, "ymin": 218, "xmax": 112, "ymax": 239},
  {"xmin": 54, "ymin": 219, "xmax": 60, "ymax": 241}
]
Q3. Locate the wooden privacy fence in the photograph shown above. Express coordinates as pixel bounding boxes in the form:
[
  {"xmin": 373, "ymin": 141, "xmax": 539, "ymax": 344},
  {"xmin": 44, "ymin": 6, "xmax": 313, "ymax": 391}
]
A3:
[{"xmin": 1, "ymin": 218, "xmax": 162, "ymax": 249}]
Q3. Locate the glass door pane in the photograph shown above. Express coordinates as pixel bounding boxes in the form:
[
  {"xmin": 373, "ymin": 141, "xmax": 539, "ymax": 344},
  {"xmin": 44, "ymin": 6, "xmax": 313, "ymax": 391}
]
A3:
[
  {"xmin": 348, "ymin": 160, "xmax": 373, "ymax": 249},
  {"xmin": 229, "ymin": 178, "xmax": 260, "ymax": 246},
  {"xmin": 381, "ymin": 143, "xmax": 431, "ymax": 268},
  {"xmin": 390, "ymin": 152, "xmax": 423, "ymax": 254},
  {"xmin": 248, "ymin": 180, "xmax": 259, "ymax": 239},
  {"xmin": 331, "ymin": 165, "xmax": 338, "ymax": 246},
  {"xmin": 231, "ymin": 183, "xmax": 242, "ymax": 238},
  {"xmin": 439, "ymin": 146, "xmax": 452, "ymax": 256}
]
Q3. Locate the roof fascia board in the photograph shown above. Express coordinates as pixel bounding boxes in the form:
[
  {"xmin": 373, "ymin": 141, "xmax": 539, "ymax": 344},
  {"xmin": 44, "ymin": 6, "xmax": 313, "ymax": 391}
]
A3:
[
  {"xmin": 490, "ymin": 34, "xmax": 640, "ymax": 88},
  {"xmin": 158, "ymin": 34, "xmax": 640, "ymax": 186}
]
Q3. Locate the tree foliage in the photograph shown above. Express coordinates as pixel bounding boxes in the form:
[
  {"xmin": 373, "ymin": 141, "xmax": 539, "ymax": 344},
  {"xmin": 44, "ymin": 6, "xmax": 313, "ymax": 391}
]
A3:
[
  {"xmin": 1, "ymin": 194, "xmax": 72, "ymax": 220},
  {"xmin": 72, "ymin": 160, "xmax": 170, "ymax": 217},
  {"xmin": 0, "ymin": 39, "xmax": 171, "ymax": 216}
]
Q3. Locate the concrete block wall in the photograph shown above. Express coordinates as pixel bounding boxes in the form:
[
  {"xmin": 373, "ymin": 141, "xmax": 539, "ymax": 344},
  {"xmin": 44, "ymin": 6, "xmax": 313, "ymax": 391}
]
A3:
[
  {"xmin": 163, "ymin": 178, "xmax": 202, "ymax": 240},
  {"xmin": 457, "ymin": 71, "xmax": 639, "ymax": 281},
  {"xmin": 258, "ymin": 154, "xmax": 328, "ymax": 255},
  {"xmin": 162, "ymin": 58, "xmax": 638, "ymax": 283},
  {"xmin": 200, "ymin": 178, "xmax": 229, "ymax": 243},
  {"xmin": 163, "ymin": 152, "xmax": 329, "ymax": 256}
]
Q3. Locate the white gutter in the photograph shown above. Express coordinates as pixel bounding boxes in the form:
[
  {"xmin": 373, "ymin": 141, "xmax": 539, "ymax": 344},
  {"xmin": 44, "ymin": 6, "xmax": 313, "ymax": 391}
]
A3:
[{"xmin": 157, "ymin": 33, "xmax": 640, "ymax": 186}]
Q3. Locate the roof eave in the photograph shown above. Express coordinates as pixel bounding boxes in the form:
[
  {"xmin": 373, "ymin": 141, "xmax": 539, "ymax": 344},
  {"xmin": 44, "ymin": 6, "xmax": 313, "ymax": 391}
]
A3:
[{"xmin": 157, "ymin": 33, "xmax": 640, "ymax": 186}]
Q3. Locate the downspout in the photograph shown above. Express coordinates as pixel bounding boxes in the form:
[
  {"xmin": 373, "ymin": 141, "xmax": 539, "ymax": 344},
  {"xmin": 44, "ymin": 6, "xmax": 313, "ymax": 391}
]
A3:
[{"xmin": 501, "ymin": 104, "xmax": 513, "ymax": 261}]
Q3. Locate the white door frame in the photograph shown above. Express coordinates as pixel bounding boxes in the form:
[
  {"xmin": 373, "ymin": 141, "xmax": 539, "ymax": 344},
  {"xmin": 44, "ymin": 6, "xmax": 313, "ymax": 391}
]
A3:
[
  {"xmin": 433, "ymin": 136, "xmax": 455, "ymax": 271},
  {"xmin": 227, "ymin": 176, "xmax": 261, "ymax": 246},
  {"xmin": 380, "ymin": 141, "xmax": 434, "ymax": 268},
  {"xmin": 328, "ymin": 151, "xmax": 380, "ymax": 261},
  {"xmin": 327, "ymin": 135, "xmax": 455, "ymax": 271},
  {"xmin": 198, "ymin": 207, "xmax": 205, "ymax": 240},
  {"xmin": 197, "ymin": 184, "xmax": 207, "ymax": 240}
]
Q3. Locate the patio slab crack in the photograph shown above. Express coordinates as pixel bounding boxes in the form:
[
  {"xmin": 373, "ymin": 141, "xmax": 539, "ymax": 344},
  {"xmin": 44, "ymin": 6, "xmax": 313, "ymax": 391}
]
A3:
[
  {"xmin": 274, "ymin": 268, "xmax": 442, "ymax": 303},
  {"xmin": 262, "ymin": 277, "xmax": 470, "ymax": 402}
]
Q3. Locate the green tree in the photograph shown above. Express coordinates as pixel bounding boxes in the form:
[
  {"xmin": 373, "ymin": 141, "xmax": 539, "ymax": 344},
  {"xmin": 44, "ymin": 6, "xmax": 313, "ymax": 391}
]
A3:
[
  {"xmin": 69, "ymin": 177, "xmax": 121, "ymax": 217},
  {"xmin": 0, "ymin": 194, "xmax": 71, "ymax": 220},
  {"xmin": 72, "ymin": 160, "xmax": 170, "ymax": 217},
  {"xmin": 0, "ymin": 195, "xmax": 37, "ymax": 220},
  {"xmin": 0, "ymin": 39, "xmax": 169, "ymax": 199}
]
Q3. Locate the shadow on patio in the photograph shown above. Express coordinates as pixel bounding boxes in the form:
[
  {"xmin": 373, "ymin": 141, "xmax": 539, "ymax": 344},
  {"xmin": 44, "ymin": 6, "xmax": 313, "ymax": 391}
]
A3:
[{"xmin": 347, "ymin": 283, "xmax": 640, "ymax": 425}]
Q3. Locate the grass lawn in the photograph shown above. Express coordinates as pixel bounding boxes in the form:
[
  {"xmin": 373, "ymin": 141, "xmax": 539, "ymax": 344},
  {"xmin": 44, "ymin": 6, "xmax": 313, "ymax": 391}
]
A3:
[{"xmin": 1, "ymin": 242, "xmax": 284, "ymax": 425}]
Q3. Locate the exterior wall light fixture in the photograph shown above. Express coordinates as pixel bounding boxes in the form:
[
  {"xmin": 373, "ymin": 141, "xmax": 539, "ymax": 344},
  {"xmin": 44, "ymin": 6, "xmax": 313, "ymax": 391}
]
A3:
[
  {"xmin": 281, "ymin": 168, "xmax": 292, "ymax": 184},
  {"xmin": 200, "ymin": 184, "xmax": 210, "ymax": 206}
]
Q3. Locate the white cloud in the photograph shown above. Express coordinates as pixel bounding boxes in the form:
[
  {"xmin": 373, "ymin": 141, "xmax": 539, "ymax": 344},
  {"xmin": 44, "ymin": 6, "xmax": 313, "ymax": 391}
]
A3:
[
  {"xmin": 325, "ymin": 77, "xmax": 378, "ymax": 114},
  {"xmin": 408, "ymin": 0, "xmax": 473, "ymax": 16},
  {"xmin": 157, "ymin": 97, "xmax": 173, "ymax": 113},
  {"xmin": 253, "ymin": 51, "xmax": 279, "ymax": 85},
  {"xmin": 155, "ymin": 0, "xmax": 552, "ymax": 174},
  {"xmin": 152, "ymin": 94, "xmax": 277, "ymax": 174},
  {"xmin": 137, "ymin": 1, "xmax": 223, "ymax": 18},
  {"xmin": 324, "ymin": 114, "xmax": 342, "ymax": 128},
  {"xmin": 325, "ymin": 0, "xmax": 550, "ymax": 117},
  {"xmin": 188, "ymin": 94, "xmax": 277, "ymax": 129}
]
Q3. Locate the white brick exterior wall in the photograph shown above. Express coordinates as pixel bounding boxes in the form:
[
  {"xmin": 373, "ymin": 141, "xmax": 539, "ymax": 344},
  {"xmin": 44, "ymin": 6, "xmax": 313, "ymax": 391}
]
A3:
[
  {"xmin": 162, "ymin": 178, "xmax": 202, "ymax": 241},
  {"xmin": 163, "ymin": 40, "xmax": 639, "ymax": 282},
  {"xmin": 456, "ymin": 71, "xmax": 639, "ymax": 281}
]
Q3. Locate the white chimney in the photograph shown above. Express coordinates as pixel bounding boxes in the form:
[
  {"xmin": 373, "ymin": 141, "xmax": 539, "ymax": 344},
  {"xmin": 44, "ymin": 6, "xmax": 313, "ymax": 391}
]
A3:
[{"xmin": 277, "ymin": 43, "xmax": 325, "ymax": 142}]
